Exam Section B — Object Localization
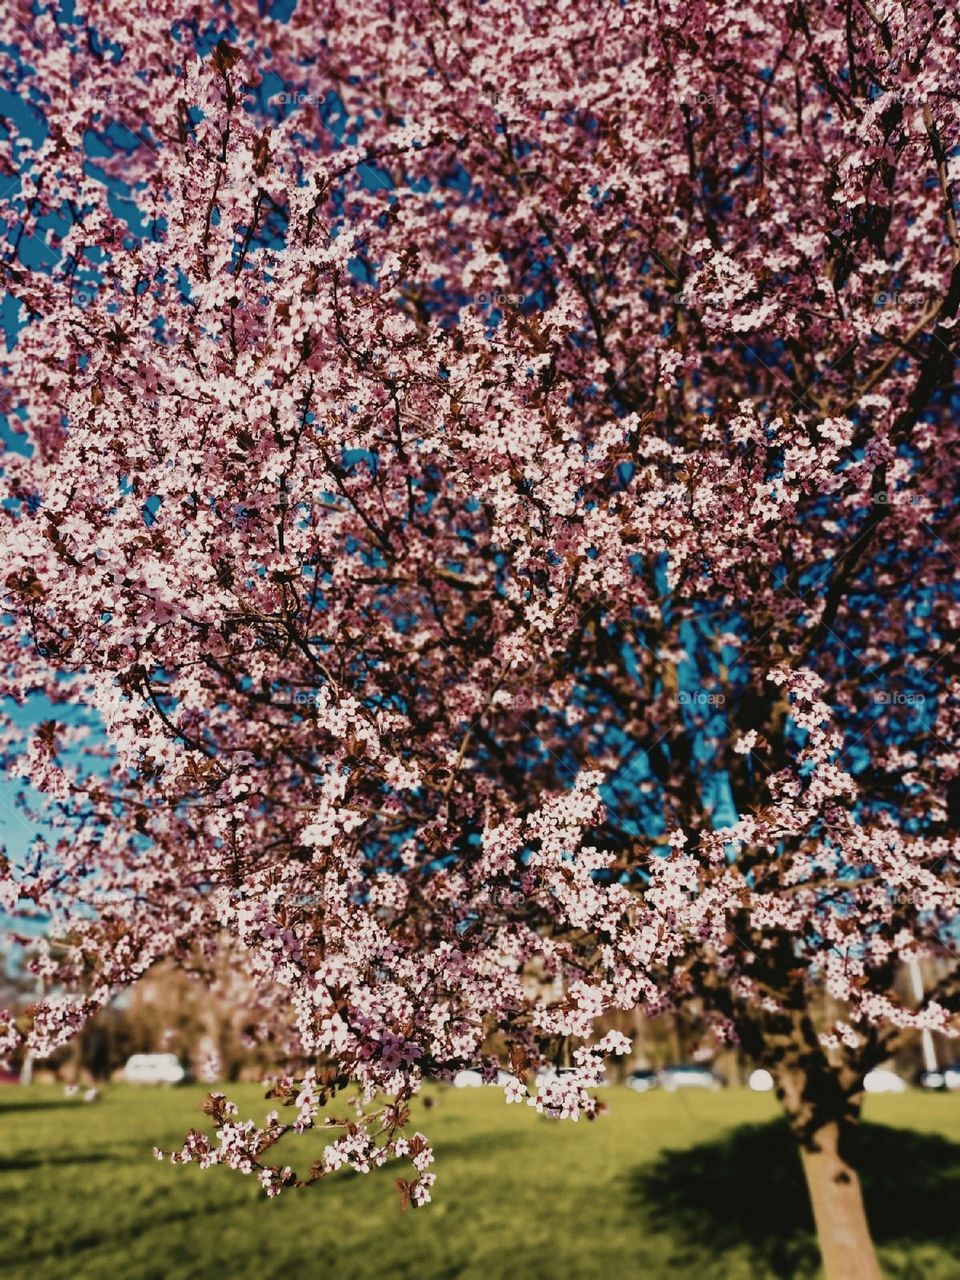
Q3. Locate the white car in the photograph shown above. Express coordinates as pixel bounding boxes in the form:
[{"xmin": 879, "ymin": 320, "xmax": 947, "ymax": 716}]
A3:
[
  {"xmin": 921, "ymin": 1070, "xmax": 946, "ymax": 1090},
  {"xmin": 534, "ymin": 1066, "xmax": 566, "ymax": 1087},
  {"xmin": 660, "ymin": 1064, "xmax": 722, "ymax": 1091},
  {"xmin": 452, "ymin": 1069, "xmax": 484, "ymax": 1088},
  {"xmin": 626, "ymin": 1069, "xmax": 658, "ymax": 1093},
  {"xmin": 863, "ymin": 1068, "xmax": 907, "ymax": 1094},
  {"xmin": 748, "ymin": 1068, "xmax": 775, "ymax": 1092},
  {"xmin": 453, "ymin": 1068, "xmax": 514, "ymax": 1088},
  {"xmin": 123, "ymin": 1053, "xmax": 186, "ymax": 1085},
  {"xmin": 534, "ymin": 1065, "xmax": 610, "ymax": 1089}
]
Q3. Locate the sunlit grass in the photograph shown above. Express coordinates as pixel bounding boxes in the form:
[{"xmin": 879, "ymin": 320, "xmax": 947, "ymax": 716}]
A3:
[{"xmin": 2, "ymin": 1084, "xmax": 959, "ymax": 1279}]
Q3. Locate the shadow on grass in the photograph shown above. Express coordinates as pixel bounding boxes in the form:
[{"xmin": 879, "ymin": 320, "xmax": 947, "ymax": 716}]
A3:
[
  {"xmin": 629, "ymin": 1119, "xmax": 960, "ymax": 1278},
  {"xmin": 0, "ymin": 1150, "xmax": 116, "ymax": 1172},
  {"xmin": 0, "ymin": 1099, "xmax": 84, "ymax": 1114}
]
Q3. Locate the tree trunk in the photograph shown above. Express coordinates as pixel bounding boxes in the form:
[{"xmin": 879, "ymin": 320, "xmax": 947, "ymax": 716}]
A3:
[
  {"xmin": 798, "ymin": 1118, "xmax": 883, "ymax": 1280},
  {"xmin": 764, "ymin": 1016, "xmax": 884, "ymax": 1280}
]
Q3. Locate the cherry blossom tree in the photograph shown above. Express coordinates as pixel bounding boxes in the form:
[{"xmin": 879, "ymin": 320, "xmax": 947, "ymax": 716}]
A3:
[{"xmin": 1, "ymin": 1, "xmax": 959, "ymax": 1274}]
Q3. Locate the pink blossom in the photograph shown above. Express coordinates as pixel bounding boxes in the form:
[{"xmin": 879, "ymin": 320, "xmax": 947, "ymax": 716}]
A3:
[{"xmin": 0, "ymin": 6, "xmax": 956, "ymax": 1256}]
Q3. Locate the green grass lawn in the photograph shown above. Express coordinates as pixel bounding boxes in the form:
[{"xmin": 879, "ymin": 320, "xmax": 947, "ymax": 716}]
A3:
[{"xmin": 2, "ymin": 1084, "xmax": 959, "ymax": 1279}]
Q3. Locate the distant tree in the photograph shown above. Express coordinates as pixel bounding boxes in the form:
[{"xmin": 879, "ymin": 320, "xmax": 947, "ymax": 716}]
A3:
[{"xmin": 1, "ymin": 3, "xmax": 959, "ymax": 1275}]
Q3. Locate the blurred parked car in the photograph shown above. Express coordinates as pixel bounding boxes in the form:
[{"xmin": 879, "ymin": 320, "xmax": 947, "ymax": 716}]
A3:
[
  {"xmin": 534, "ymin": 1066, "xmax": 573, "ymax": 1087},
  {"xmin": 452, "ymin": 1069, "xmax": 484, "ymax": 1088},
  {"xmin": 920, "ymin": 1066, "xmax": 960, "ymax": 1090},
  {"xmin": 659, "ymin": 1064, "xmax": 722, "ymax": 1091},
  {"xmin": 534, "ymin": 1065, "xmax": 609, "ymax": 1088},
  {"xmin": 863, "ymin": 1068, "xmax": 908, "ymax": 1094},
  {"xmin": 626, "ymin": 1068, "xmax": 658, "ymax": 1093},
  {"xmin": 452, "ymin": 1067, "xmax": 514, "ymax": 1088},
  {"xmin": 748, "ymin": 1068, "xmax": 775, "ymax": 1092},
  {"xmin": 123, "ymin": 1053, "xmax": 185, "ymax": 1085}
]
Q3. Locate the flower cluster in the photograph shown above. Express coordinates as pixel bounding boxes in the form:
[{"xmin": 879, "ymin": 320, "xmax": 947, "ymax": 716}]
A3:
[{"xmin": 0, "ymin": 0, "xmax": 957, "ymax": 1209}]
